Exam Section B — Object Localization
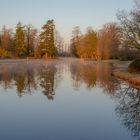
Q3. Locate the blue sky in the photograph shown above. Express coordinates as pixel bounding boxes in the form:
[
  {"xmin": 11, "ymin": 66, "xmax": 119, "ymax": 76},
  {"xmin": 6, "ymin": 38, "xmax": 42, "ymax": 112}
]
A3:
[{"xmin": 0, "ymin": 0, "xmax": 133, "ymax": 41}]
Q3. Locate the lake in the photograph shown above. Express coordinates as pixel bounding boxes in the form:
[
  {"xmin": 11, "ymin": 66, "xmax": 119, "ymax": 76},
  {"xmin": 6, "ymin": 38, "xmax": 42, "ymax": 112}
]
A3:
[{"xmin": 0, "ymin": 58, "xmax": 139, "ymax": 140}]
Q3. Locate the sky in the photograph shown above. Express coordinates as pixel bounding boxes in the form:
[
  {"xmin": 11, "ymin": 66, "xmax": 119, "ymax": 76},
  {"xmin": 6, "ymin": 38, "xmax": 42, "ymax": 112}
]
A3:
[{"xmin": 0, "ymin": 0, "xmax": 133, "ymax": 42}]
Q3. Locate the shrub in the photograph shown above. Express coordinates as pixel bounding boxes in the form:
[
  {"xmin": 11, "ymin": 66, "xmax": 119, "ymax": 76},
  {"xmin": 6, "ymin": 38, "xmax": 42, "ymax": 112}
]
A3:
[
  {"xmin": 128, "ymin": 59, "xmax": 140, "ymax": 73},
  {"xmin": 0, "ymin": 49, "xmax": 12, "ymax": 58}
]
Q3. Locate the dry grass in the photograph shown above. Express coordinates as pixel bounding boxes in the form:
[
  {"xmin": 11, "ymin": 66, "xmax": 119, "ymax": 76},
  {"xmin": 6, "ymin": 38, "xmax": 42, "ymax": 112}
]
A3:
[
  {"xmin": 112, "ymin": 70, "xmax": 140, "ymax": 85},
  {"xmin": 111, "ymin": 59, "xmax": 140, "ymax": 86}
]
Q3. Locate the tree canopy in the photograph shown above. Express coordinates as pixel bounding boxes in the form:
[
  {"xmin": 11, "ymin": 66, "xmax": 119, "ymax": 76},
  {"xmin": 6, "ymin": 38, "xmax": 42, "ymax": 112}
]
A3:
[
  {"xmin": 14, "ymin": 22, "xmax": 27, "ymax": 57},
  {"xmin": 38, "ymin": 20, "xmax": 57, "ymax": 58},
  {"xmin": 117, "ymin": 0, "xmax": 140, "ymax": 50}
]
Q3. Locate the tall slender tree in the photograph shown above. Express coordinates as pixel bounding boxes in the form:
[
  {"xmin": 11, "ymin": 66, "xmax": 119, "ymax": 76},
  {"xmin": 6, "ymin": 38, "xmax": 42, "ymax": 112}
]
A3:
[
  {"xmin": 70, "ymin": 26, "xmax": 81, "ymax": 57},
  {"xmin": 25, "ymin": 25, "xmax": 37, "ymax": 57},
  {"xmin": 55, "ymin": 30, "xmax": 64, "ymax": 56},
  {"xmin": 0, "ymin": 26, "xmax": 13, "ymax": 51},
  {"xmin": 38, "ymin": 20, "xmax": 57, "ymax": 58},
  {"xmin": 14, "ymin": 22, "xmax": 26, "ymax": 57}
]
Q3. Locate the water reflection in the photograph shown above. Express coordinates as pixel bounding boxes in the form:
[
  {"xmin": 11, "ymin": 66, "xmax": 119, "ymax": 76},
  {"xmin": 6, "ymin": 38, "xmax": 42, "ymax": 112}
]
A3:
[
  {"xmin": 0, "ymin": 59, "xmax": 140, "ymax": 139},
  {"xmin": 69, "ymin": 60, "xmax": 140, "ymax": 139},
  {"xmin": 0, "ymin": 59, "xmax": 132, "ymax": 97},
  {"xmin": 39, "ymin": 65, "xmax": 57, "ymax": 100},
  {"xmin": 113, "ymin": 84, "xmax": 140, "ymax": 139},
  {"xmin": 0, "ymin": 60, "xmax": 63, "ymax": 99},
  {"xmin": 70, "ymin": 60, "xmax": 120, "ymax": 94}
]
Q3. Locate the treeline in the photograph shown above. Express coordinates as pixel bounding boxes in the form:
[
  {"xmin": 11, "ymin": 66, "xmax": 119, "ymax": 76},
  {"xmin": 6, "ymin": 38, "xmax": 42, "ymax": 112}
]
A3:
[
  {"xmin": 0, "ymin": 0, "xmax": 140, "ymax": 60},
  {"xmin": 0, "ymin": 20, "xmax": 64, "ymax": 58},
  {"xmin": 70, "ymin": 0, "xmax": 140, "ymax": 60}
]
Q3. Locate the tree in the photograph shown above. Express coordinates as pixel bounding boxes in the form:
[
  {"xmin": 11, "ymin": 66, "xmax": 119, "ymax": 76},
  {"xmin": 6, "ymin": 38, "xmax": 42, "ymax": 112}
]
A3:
[
  {"xmin": 38, "ymin": 20, "xmax": 57, "ymax": 58},
  {"xmin": 81, "ymin": 27, "xmax": 98, "ymax": 58},
  {"xmin": 70, "ymin": 26, "xmax": 81, "ymax": 57},
  {"xmin": 25, "ymin": 25, "xmax": 37, "ymax": 57},
  {"xmin": 0, "ymin": 26, "xmax": 13, "ymax": 51},
  {"xmin": 14, "ymin": 22, "xmax": 26, "ymax": 57},
  {"xmin": 70, "ymin": 26, "xmax": 98, "ymax": 59},
  {"xmin": 117, "ymin": 0, "xmax": 140, "ymax": 50},
  {"xmin": 0, "ymin": 26, "xmax": 13, "ymax": 58},
  {"xmin": 98, "ymin": 23, "xmax": 121, "ymax": 59},
  {"xmin": 54, "ymin": 30, "xmax": 64, "ymax": 56}
]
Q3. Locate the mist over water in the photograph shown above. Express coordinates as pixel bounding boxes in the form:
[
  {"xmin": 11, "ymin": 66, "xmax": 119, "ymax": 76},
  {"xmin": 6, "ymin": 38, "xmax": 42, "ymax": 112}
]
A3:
[{"xmin": 0, "ymin": 58, "xmax": 139, "ymax": 140}]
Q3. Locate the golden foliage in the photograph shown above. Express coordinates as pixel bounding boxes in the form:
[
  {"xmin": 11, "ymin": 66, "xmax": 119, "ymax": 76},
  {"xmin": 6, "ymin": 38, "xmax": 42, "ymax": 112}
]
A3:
[{"xmin": 0, "ymin": 49, "xmax": 12, "ymax": 58}]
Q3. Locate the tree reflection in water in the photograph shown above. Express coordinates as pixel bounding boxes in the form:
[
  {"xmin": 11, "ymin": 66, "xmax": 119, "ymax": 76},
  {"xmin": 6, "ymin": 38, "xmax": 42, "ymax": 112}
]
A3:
[
  {"xmin": 0, "ymin": 60, "xmax": 123, "ymax": 97},
  {"xmin": 39, "ymin": 65, "xmax": 57, "ymax": 100},
  {"xmin": 0, "ymin": 59, "xmax": 140, "ymax": 139},
  {"xmin": 70, "ymin": 60, "xmax": 120, "ymax": 94},
  {"xmin": 70, "ymin": 60, "xmax": 140, "ymax": 139},
  {"xmin": 0, "ymin": 60, "xmax": 63, "ymax": 99},
  {"xmin": 113, "ymin": 84, "xmax": 140, "ymax": 139}
]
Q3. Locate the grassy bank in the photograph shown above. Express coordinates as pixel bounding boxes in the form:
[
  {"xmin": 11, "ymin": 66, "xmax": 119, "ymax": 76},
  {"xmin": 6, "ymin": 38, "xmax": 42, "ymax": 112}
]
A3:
[
  {"xmin": 111, "ymin": 60, "xmax": 140, "ymax": 86},
  {"xmin": 112, "ymin": 71, "xmax": 140, "ymax": 85}
]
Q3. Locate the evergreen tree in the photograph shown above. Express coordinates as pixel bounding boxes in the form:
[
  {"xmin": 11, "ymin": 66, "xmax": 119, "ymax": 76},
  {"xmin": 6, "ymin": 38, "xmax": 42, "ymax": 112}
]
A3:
[
  {"xmin": 14, "ymin": 22, "xmax": 26, "ymax": 57},
  {"xmin": 38, "ymin": 20, "xmax": 57, "ymax": 58}
]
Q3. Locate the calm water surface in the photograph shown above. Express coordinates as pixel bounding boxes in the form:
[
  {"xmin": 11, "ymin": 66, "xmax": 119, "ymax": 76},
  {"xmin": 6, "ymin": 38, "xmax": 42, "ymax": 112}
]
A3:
[{"xmin": 0, "ymin": 58, "xmax": 139, "ymax": 140}]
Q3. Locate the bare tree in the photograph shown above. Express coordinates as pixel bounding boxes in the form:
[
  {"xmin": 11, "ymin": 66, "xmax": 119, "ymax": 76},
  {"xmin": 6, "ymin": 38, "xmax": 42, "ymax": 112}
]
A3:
[
  {"xmin": 0, "ymin": 26, "xmax": 13, "ymax": 51},
  {"xmin": 117, "ymin": 0, "xmax": 140, "ymax": 50},
  {"xmin": 54, "ymin": 30, "xmax": 64, "ymax": 56},
  {"xmin": 98, "ymin": 22, "xmax": 121, "ymax": 59},
  {"xmin": 24, "ymin": 25, "xmax": 37, "ymax": 57}
]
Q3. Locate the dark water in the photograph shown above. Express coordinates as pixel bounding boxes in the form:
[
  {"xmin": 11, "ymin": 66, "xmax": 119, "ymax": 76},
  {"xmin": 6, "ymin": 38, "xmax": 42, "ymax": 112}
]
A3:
[{"xmin": 0, "ymin": 58, "xmax": 139, "ymax": 140}]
